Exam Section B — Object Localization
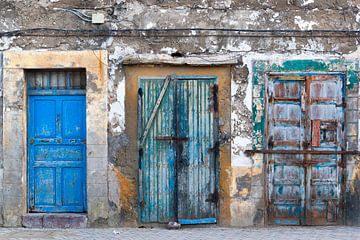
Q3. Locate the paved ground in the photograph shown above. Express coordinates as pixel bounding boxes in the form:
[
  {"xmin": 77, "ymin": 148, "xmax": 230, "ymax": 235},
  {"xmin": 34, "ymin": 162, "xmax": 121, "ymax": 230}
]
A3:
[{"xmin": 0, "ymin": 226, "xmax": 359, "ymax": 240}]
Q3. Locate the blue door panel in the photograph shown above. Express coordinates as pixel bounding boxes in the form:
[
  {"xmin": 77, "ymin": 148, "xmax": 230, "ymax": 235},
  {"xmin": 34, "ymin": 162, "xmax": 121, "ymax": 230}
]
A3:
[
  {"xmin": 34, "ymin": 145, "xmax": 83, "ymax": 161},
  {"xmin": 34, "ymin": 168, "xmax": 56, "ymax": 205},
  {"xmin": 28, "ymin": 95, "xmax": 86, "ymax": 213},
  {"xmin": 62, "ymin": 168, "xmax": 84, "ymax": 206},
  {"xmin": 34, "ymin": 100, "xmax": 57, "ymax": 138},
  {"xmin": 62, "ymin": 100, "xmax": 85, "ymax": 139}
]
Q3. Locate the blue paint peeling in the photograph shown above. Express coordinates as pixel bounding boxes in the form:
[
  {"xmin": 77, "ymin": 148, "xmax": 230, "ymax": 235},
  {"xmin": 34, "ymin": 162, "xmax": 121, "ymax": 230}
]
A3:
[{"xmin": 28, "ymin": 94, "xmax": 86, "ymax": 212}]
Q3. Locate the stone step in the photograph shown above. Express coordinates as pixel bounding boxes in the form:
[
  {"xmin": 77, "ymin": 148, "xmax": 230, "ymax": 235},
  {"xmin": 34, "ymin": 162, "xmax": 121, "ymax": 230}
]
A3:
[{"xmin": 22, "ymin": 213, "xmax": 88, "ymax": 228}]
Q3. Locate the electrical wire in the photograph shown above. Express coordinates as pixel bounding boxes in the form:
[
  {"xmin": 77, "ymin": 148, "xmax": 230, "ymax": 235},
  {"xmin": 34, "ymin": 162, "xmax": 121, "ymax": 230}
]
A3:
[
  {"xmin": 53, "ymin": 8, "xmax": 92, "ymax": 22},
  {"xmin": 1, "ymin": 27, "xmax": 360, "ymax": 38}
]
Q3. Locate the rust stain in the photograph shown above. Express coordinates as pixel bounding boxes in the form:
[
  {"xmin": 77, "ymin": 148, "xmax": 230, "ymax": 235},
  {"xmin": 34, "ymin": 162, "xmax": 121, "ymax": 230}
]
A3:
[{"xmin": 114, "ymin": 167, "xmax": 136, "ymax": 212}]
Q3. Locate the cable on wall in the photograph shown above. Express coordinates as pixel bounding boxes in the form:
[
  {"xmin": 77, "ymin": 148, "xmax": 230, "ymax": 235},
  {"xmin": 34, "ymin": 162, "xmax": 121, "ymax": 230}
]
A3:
[{"xmin": 1, "ymin": 27, "xmax": 360, "ymax": 38}]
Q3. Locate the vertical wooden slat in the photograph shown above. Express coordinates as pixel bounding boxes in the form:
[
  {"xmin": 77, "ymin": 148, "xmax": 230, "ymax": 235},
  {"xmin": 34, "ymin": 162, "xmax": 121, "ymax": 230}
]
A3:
[
  {"xmin": 35, "ymin": 72, "xmax": 42, "ymax": 89},
  {"xmin": 73, "ymin": 71, "xmax": 81, "ymax": 89},
  {"xmin": 50, "ymin": 72, "xmax": 58, "ymax": 89},
  {"xmin": 312, "ymin": 120, "xmax": 321, "ymax": 147},
  {"xmin": 58, "ymin": 71, "xmax": 66, "ymax": 89}
]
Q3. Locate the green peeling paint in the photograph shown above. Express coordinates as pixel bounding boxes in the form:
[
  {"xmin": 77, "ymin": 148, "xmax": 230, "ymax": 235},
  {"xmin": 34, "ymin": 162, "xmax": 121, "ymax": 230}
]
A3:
[
  {"xmin": 348, "ymin": 71, "xmax": 358, "ymax": 90},
  {"xmin": 271, "ymin": 60, "xmax": 329, "ymax": 72},
  {"xmin": 252, "ymin": 61, "xmax": 266, "ymax": 150}
]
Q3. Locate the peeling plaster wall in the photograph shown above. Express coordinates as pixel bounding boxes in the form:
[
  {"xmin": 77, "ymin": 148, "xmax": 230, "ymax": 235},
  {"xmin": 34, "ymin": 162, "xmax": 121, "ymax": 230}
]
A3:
[{"xmin": 1, "ymin": 0, "xmax": 360, "ymax": 227}]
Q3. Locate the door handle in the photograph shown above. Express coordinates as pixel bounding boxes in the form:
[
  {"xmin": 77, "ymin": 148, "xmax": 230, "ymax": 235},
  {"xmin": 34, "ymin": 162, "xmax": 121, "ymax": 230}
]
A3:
[{"xmin": 30, "ymin": 139, "xmax": 35, "ymax": 144}]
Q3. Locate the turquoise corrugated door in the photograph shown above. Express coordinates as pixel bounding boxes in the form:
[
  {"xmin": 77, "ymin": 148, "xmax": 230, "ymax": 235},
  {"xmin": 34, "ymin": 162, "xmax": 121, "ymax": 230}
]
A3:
[
  {"xmin": 138, "ymin": 76, "xmax": 218, "ymax": 224},
  {"xmin": 176, "ymin": 78, "xmax": 218, "ymax": 224},
  {"xmin": 138, "ymin": 77, "xmax": 176, "ymax": 223}
]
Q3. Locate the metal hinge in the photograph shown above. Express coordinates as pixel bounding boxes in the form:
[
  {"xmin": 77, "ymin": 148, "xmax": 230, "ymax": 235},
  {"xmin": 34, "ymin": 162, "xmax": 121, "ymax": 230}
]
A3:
[
  {"xmin": 206, "ymin": 189, "xmax": 219, "ymax": 204},
  {"xmin": 140, "ymin": 200, "xmax": 146, "ymax": 209}
]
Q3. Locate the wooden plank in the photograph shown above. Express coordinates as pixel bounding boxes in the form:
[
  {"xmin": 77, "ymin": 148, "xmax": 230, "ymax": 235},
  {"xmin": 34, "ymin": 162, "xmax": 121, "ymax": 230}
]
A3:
[
  {"xmin": 139, "ymin": 75, "xmax": 174, "ymax": 147},
  {"xmin": 312, "ymin": 120, "xmax": 321, "ymax": 147}
]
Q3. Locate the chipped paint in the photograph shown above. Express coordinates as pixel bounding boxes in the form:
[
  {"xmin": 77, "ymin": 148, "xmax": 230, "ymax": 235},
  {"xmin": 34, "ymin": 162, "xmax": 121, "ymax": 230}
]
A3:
[
  {"xmin": 294, "ymin": 16, "xmax": 318, "ymax": 30},
  {"xmin": 0, "ymin": 37, "xmax": 16, "ymax": 51},
  {"xmin": 301, "ymin": 0, "xmax": 314, "ymax": 6}
]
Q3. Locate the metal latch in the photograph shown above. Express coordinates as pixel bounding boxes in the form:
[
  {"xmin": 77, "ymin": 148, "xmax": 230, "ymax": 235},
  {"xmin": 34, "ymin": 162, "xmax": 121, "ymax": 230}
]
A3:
[
  {"xmin": 206, "ymin": 190, "xmax": 219, "ymax": 204},
  {"xmin": 155, "ymin": 136, "xmax": 189, "ymax": 141}
]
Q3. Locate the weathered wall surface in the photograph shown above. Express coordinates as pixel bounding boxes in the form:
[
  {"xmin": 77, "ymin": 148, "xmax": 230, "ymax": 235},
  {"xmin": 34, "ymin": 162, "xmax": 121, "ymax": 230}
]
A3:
[{"xmin": 1, "ymin": 0, "xmax": 360, "ymax": 227}]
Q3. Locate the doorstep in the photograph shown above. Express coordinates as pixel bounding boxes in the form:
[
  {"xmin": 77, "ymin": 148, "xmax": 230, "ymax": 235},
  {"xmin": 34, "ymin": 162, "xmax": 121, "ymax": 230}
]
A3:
[{"xmin": 22, "ymin": 213, "xmax": 88, "ymax": 228}]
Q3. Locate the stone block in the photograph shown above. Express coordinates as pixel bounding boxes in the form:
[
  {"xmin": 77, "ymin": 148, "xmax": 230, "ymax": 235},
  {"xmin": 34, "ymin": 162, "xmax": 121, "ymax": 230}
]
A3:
[
  {"xmin": 3, "ymin": 214, "xmax": 21, "ymax": 227},
  {"xmin": 43, "ymin": 214, "xmax": 87, "ymax": 228},
  {"xmin": 87, "ymin": 183, "xmax": 108, "ymax": 197},
  {"xmin": 22, "ymin": 214, "xmax": 43, "ymax": 228},
  {"xmin": 3, "ymin": 196, "xmax": 22, "ymax": 210},
  {"xmin": 3, "ymin": 183, "xmax": 23, "ymax": 197},
  {"xmin": 87, "ymin": 157, "xmax": 108, "ymax": 171},
  {"xmin": 3, "ymin": 158, "xmax": 22, "ymax": 171},
  {"xmin": 3, "ymin": 170, "xmax": 21, "ymax": 184},
  {"xmin": 87, "ymin": 197, "xmax": 109, "ymax": 220},
  {"xmin": 87, "ymin": 170, "xmax": 107, "ymax": 184},
  {"xmin": 87, "ymin": 145, "xmax": 107, "ymax": 158},
  {"xmin": 87, "ymin": 131, "xmax": 107, "ymax": 145}
]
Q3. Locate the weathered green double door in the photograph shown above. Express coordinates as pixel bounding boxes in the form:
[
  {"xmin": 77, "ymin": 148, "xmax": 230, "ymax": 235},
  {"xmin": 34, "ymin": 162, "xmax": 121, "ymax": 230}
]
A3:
[
  {"xmin": 138, "ymin": 76, "xmax": 218, "ymax": 224},
  {"xmin": 267, "ymin": 74, "xmax": 345, "ymax": 225}
]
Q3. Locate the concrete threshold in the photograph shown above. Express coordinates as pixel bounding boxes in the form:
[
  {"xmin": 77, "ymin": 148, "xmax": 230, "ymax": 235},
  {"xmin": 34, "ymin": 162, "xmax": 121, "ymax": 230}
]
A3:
[{"xmin": 22, "ymin": 213, "xmax": 88, "ymax": 228}]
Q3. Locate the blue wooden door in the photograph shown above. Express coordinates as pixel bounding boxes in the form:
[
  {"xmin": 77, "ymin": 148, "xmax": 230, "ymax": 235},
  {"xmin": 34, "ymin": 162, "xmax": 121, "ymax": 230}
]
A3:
[
  {"xmin": 306, "ymin": 75, "xmax": 344, "ymax": 225},
  {"xmin": 138, "ymin": 76, "xmax": 218, "ymax": 224},
  {"xmin": 267, "ymin": 77, "xmax": 306, "ymax": 225},
  {"xmin": 176, "ymin": 78, "xmax": 218, "ymax": 224},
  {"xmin": 28, "ymin": 95, "xmax": 86, "ymax": 212},
  {"xmin": 267, "ymin": 74, "xmax": 344, "ymax": 225}
]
